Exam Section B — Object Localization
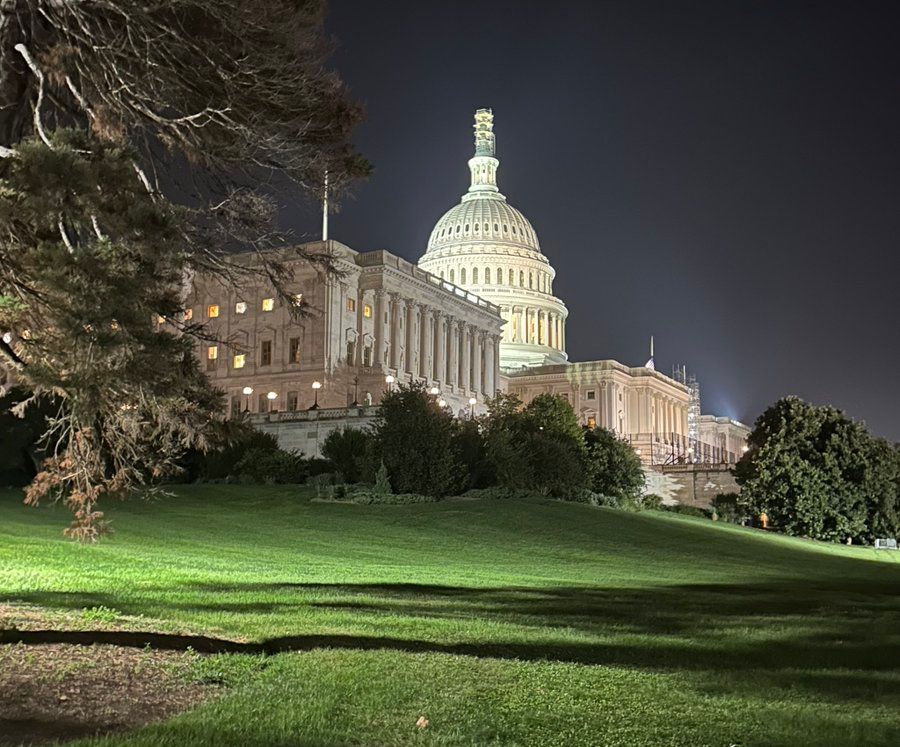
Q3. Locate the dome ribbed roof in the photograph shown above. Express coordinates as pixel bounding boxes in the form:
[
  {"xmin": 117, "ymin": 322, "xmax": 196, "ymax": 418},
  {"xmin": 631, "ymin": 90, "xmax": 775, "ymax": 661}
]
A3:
[{"xmin": 425, "ymin": 194, "xmax": 541, "ymax": 254}]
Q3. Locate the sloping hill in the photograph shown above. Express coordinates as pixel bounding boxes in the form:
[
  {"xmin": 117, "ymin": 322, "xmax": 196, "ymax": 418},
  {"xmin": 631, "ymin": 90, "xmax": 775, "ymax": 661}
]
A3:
[{"xmin": 1, "ymin": 486, "xmax": 899, "ymax": 746}]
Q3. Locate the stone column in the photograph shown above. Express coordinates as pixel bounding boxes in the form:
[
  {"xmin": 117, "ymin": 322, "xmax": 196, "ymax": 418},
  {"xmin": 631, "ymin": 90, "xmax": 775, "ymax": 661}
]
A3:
[
  {"xmin": 404, "ymin": 299, "xmax": 416, "ymax": 376},
  {"xmin": 422, "ymin": 305, "xmax": 433, "ymax": 379},
  {"xmin": 355, "ymin": 290, "xmax": 368, "ymax": 365},
  {"xmin": 484, "ymin": 334, "xmax": 494, "ymax": 396},
  {"xmin": 493, "ymin": 335, "xmax": 501, "ymax": 393},
  {"xmin": 460, "ymin": 321, "xmax": 470, "ymax": 391},
  {"xmin": 374, "ymin": 290, "xmax": 386, "ymax": 368},
  {"xmin": 473, "ymin": 329, "xmax": 483, "ymax": 394},
  {"xmin": 446, "ymin": 316, "xmax": 457, "ymax": 386},
  {"xmin": 389, "ymin": 293, "xmax": 403, "ymax": 369},
  {"xmin": 433, "ymin": 311, "xmax": 445, "ymax": 384},
  {"xmin": 516, "ymin": 306, "xmax": 524, "ymax": 343}
]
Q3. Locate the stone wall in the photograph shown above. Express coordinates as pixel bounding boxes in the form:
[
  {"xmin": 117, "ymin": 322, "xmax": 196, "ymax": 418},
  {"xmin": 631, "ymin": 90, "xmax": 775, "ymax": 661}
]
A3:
[
  {"xmin": 645, "ymin": 463, "xmax": 741, "ymax": 508},
  {"xmin": 248, "ymin": 407, "xmax": 378, "ymax": 459}
]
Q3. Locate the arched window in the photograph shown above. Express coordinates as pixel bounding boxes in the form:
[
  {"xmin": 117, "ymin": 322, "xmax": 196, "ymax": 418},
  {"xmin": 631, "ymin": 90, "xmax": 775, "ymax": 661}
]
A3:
[
  {"xmin": 473, "ymin": 267, "xmax": 479, "ymax": 284},
  {"xmin": 494, "ymin": 223, "xmax": 499, "ymax": 232},
  {"xmin": 519, "ymin": 270, "xmax": 525, "ymax": 286},
  {"xmin": 497, "ymin": 267, "xmax": 503, "ymax": 284},
  {"xmin": 529, "ymin": 272, "xmax": 534, "ymax": 289},
  {"xmin": 508, "ymin": 268, "xmax": 514, "ymax": 285},
  {"xmin": 460, "ymin": 267, "xmax": 467, "ymax": 284},
  {"xmin": 512, "ymin": 226, "xmax": 517, "ymax": 234},
  {"xmin": 503, "ymin": 224, "xmax": 509, "ymax": 233},
  {"xmin": 484, "ymin": 223, "xmax": 488, "ymax": 232},
  {"xmin": 439, "ymin": 270, "xmax": 444, "ymax": 279},
  {"xmin": 465, "ymin": 223, "xmax": 469, "ymax": 233},
  {"xmin": 449, "ymin": 268, "xmax": 455, "ymax": 282},
  {"xmin": 484, "ymin": 267, "xmax": 491, "ymax": 284}
]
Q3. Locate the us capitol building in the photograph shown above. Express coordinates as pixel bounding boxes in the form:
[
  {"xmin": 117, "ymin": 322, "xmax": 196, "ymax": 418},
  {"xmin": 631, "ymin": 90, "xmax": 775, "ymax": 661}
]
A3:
[{"xmin": 189, "ymin": 110, "xmax": 748, "ymax": 467}]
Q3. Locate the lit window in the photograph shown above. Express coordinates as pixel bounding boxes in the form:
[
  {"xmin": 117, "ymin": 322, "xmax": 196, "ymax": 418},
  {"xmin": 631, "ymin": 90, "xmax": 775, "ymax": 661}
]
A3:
[
  {"xmin": 233, "ymin": 354, "xmax": 245, "ymax": 369},
  {"xmin": 207, "ymin": 304, "xmax": 220, "ymax": 319},
  {"xmin": 183, "ymin": 308, "xmax": 193, "ymax": 321},
  {"xmin": 207, "ymin": 345, "xmax": 218, "ymax": 360},
  {"xmin": 347, "ymin": 298, "xmax": 356, "ymax": 312},
  {"xmin": 364, "ymin": 304, "xmax": 372, "ymax": 318},
  {"xmin": 261, "ymin": 298, "xmax": 274, "ymax": 311},
  {"xmin": 587, "ymin": 416, "xmax": 597, "ymax": 429},
  {"xmin": 156, "ymin": 315, "xmax": 166, "ymax": 325},
  {"xmin": 235, "ymin": 301, "xmax": 247, "ymax": 314}
]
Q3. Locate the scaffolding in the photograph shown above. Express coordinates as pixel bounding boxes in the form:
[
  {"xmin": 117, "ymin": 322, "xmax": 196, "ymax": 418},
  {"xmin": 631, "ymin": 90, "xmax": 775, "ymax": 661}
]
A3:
[{"xmin": 673, "ymin": 364, "xmax": 702, "ymax": 459}]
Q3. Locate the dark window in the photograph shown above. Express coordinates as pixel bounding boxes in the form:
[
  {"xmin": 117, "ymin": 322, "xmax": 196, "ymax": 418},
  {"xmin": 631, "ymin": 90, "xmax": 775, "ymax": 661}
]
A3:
[
  {"xmin": 587, "ymin": 390, "xmax": 596, "ymax": 400},
  {"xmin": 346, "ymin": 340, "xmax": 355, "ymax": 363},
  {"xmin": 260, "ymin": 339, "xmax": 272, "ymax": 366},
  {"xmin": 257, "ymin": 392, "xmax": 268, "ymax": 412},
  {"xmin": 229, "ymin": 395, "xmax": 241, "ymax": 417},
  {"xmin": 286, "ymin": 391, "xmax": 298, "ymax": 412},
  {"xmin": 289, "ymin": 337, "xmax": 300, "ymax": 363},
  {"xmin": 363, "ymin": 346, "xmax": 373, "ymax": 367}
]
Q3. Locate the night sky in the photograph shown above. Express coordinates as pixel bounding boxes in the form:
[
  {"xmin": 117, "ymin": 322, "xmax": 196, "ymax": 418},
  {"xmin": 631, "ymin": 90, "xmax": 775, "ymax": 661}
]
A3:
[{"xmin": 282, "ymin": 1, "xmax": 900, "ymax": 440}]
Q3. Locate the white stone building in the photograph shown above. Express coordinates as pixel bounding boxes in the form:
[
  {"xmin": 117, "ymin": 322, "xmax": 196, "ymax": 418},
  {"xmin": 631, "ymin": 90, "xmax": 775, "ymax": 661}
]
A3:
[{"xmin": 192, "ymin": 108, "xmax": 748, "ymax": 465}]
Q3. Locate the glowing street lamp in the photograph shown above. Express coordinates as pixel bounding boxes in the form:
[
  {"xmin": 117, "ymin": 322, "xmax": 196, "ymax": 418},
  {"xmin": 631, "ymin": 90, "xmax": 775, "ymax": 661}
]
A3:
[
  {"xmin": 385, "ymin": 374, "xmax": 395, "ymax": 392},
  {"xmin": 310, "ymin": 380, "xmax": 322, "ymax": 410},
  {"xmin": 429, "ymin": 386, "xmax": 440, "ymax": 396},
  {"xmin": 438, "ymin": 398, "xmax": 446, "ymax": 408},
  {"xmin": 468, "ymin": 396, "xmax": 477, "ymax": 419},
  {"xmin": 266, "ymin": 390, "xmax": 277, "ymax": 412},
  {"xmin": 242, "ymin": 386, "xmax": 254, "ymax": 412}
]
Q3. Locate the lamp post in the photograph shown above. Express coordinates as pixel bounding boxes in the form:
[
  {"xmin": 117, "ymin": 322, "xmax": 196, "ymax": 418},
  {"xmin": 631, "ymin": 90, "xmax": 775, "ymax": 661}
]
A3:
[
  {"xmin": 310, "ymin": 380, "xmax": 321, "ymax": 410},
  {"xmin": 242, "ymin": 386, "xmax": 253, "ymax": 413},
  {"xmin": 351, "ymin": 376, "xmax": 360, "ymax": 407},
  {"xmin": 438, "ymin": 398, "xmax": 446, "ymax": 408},
  {"xmin": 266, "ymin": 390, "xmax": 277, "ymax": 413},
  {"xmin": 468, "ymin": 396, "xmax": 477, "ymax": 420},
  {"xmin": 385, "ymin": 374, "xmax": 395, "ymax": 393}
]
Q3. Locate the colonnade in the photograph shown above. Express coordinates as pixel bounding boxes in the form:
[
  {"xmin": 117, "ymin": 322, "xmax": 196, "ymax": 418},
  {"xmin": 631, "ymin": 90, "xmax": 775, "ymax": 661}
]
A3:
[
  {"xmin": 363, "ymin": 289, "xmax": 500, "ymax": 396},
  {"xmin": 502, "ymin": 305, "xmax": 565, "ymax": 350}
]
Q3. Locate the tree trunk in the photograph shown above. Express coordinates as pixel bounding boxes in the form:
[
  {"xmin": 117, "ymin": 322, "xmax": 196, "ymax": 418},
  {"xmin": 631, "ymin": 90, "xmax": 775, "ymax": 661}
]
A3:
[{"xmin": 0, "ymin": 0, "xmax": 34, "ymax": 149}]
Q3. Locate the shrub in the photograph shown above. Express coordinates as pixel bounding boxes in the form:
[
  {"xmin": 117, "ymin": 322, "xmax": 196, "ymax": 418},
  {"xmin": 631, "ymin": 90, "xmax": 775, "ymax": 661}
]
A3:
[
  {"xmin": 321, "ymin": 428, "xmax": 372, "ymax": 483},
  {"xmin": 662, "ymin": 503, "xmax": 712, "ymax": 519},
  {"xmin": 712, "ymin": 492, "xmax": 744, "ymax": 523},
  {"xmin": 640, "ymin": 493, "xmax": 664, "ymax": 511},
  {"xmin": 584, "ymin": 427, "xmax": 645, "ymax": 504},
  {"xmin": 370, "ymin": 383, "xmax": 464, "ymax": 496},
  {"xmin": 461, "ymin": 486, "xmax": 544, "ymax": 501},
  {"xmin": 349, "ymin": 488, "xmax": 436, "ymax": 505},
  {"xmin": 234, "ymin": 446, "xmax": 308, "ymax": 484},
  {"xmin": 374, "ymin": 462, "xmax": 392, "ymax": 495}
]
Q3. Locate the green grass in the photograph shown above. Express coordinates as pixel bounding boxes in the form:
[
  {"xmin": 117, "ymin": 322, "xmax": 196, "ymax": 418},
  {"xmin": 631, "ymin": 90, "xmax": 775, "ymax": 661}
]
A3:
[{"xmin": 1, "ymin": 485, "xmax": 899, "ymax": 746}]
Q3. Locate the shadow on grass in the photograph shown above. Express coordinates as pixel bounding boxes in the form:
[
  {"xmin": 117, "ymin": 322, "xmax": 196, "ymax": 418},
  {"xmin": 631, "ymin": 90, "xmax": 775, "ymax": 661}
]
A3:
[{"xmin": 4, "ymin": 578, "xmax": 900, "ymax": 679}]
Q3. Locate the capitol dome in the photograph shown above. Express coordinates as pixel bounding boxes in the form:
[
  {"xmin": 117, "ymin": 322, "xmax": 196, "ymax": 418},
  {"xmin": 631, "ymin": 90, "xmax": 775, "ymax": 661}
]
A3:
[{"xmin": 418, "ymin": 109, "xmax": 568, "ymax": 371}]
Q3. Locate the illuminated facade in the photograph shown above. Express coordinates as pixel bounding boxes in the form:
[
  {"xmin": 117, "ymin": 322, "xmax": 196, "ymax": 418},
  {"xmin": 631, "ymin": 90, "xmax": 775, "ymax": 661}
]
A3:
[{"xmin": 187, "ymin": 109, "xmax": 748, "ymax": 464}]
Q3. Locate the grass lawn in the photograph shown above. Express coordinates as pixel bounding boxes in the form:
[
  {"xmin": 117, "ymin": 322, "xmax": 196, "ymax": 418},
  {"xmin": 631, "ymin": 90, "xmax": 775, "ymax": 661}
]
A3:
[{"xmin": 1, "ymin": 485, "xmax": 899, "ymax": 746}]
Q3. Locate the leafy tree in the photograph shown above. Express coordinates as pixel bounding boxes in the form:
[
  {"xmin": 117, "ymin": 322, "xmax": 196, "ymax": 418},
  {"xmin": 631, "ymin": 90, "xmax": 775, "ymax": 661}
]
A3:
[
  {"xmin": 0, "ymin": 1, "xmax": 367, "ymax": 537},
  {"xmin": 322, "ymin": 428, "xmax": 372, "ymax": 483},
  {"xmin": 370, "ymin": 383, "xmax": 464, "ymax": 497},
  {"xmin": 735, "ymin": 397, "xmax": 878, "ymax": 543},
  {"xmin": 584, "ymin": 427, "xmax": 645, "ymax": 504},
  {"xmin": 453, "ymin": 418, "xmax": 493, "ymax": 490},
  {"xmin": 865, "ymin": 438, "xmax": 900, "ymax": 541},
  {"xmin": 481, "ymin": 392, "xmax": 588, "ymax": 497}
]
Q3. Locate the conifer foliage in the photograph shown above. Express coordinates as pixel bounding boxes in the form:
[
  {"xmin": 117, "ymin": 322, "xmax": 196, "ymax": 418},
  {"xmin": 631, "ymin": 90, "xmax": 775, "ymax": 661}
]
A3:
[{"xmin": 0, "ymin": 1, "xmax": 367, "ymax": 537}]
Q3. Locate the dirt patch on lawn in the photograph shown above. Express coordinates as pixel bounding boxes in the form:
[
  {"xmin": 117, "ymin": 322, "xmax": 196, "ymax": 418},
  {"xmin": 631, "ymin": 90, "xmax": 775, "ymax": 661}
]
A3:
[
  {"xmin": 0, "ymin": 604, "xmax": 222, "ymax": 745},
  {"xmin": 0, "ymin": 643, "xmax": 218, "ymax": 745}
]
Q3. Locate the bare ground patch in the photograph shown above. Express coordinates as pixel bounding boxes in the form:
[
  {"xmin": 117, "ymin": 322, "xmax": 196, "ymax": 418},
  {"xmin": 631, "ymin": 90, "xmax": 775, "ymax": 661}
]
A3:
[{"xmin": 0, "ymin": 604, "xmax": 222, "ymax": 745}]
